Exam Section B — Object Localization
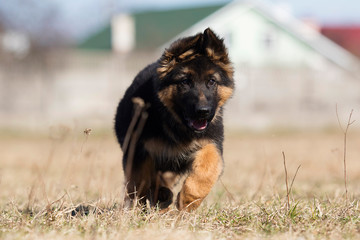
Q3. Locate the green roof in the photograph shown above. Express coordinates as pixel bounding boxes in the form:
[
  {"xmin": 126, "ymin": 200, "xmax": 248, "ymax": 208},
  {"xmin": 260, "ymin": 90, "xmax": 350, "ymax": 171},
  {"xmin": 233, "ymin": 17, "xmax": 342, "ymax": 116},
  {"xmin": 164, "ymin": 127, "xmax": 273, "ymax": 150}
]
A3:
[
  {"xmin": 77, "ymin": 5, "xmax": 224, "ymax": 50},
  {"xmin": 134, "ymin": 5, "xmax": 223, "ymax": 49},
  {"xmin": 78, "ymin": 25, "xmax": 111, "ymax": 50}
]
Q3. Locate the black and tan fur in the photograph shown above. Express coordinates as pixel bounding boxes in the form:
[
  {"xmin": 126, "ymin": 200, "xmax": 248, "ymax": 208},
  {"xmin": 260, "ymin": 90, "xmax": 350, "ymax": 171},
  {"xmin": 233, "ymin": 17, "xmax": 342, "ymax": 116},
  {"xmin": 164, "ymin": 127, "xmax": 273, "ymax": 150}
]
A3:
[{"xmin": 114, "ymin": 28, "xmax": 234, "ymax": 211}]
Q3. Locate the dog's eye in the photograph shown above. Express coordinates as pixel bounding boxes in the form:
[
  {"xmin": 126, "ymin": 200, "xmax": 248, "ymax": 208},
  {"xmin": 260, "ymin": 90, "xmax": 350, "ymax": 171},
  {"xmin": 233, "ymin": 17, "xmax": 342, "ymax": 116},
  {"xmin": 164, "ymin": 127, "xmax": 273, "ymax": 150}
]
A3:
[
  {"xmin": 180, "ymin": 79, "xmax": 191, "ymax": 86},
  {"xmin": 207, "ymin": 79, "xmax": 217, "ymax": 87}
]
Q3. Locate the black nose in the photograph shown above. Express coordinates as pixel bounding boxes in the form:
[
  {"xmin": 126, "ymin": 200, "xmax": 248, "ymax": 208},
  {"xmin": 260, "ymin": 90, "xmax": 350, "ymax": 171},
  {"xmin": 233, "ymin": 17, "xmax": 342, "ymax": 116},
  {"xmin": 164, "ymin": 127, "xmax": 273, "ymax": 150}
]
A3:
[{"xmin": 196, "ymin": 106, "xmax": 211, "ymax": 118}]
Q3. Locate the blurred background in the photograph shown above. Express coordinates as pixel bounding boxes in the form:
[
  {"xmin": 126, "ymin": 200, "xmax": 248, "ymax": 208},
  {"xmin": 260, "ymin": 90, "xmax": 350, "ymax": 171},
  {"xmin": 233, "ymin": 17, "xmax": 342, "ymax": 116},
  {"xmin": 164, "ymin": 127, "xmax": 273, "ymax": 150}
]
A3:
[{"xmin": 1, "ymin": 0, "xmax": 360, "ymax": 133}]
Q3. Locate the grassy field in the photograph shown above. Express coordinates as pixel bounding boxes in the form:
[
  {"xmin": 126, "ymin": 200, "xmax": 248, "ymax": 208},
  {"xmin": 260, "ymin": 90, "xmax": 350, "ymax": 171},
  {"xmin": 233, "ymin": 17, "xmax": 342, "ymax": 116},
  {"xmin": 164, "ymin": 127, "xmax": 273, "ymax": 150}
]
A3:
[{"xmin": 1, "ymin": 127, "xmax": 360, "ymax": 239}]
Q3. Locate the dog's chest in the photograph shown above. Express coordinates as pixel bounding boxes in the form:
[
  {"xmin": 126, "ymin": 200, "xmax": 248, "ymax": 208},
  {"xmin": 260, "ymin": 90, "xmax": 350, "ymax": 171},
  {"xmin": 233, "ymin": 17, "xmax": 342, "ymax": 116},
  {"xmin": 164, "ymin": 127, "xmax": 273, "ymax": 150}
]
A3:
[{"xmin": 144, "ymin": 138, "xmax": 201, "ymax": 172}]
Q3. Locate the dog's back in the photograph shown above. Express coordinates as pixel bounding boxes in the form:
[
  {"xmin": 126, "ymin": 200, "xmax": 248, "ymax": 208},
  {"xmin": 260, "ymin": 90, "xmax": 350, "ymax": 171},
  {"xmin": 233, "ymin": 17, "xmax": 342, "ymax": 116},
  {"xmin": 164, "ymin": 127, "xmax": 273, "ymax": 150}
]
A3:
[{"xmin": 114, "ymin": 63, "xmax": 158, "ymax": 147}]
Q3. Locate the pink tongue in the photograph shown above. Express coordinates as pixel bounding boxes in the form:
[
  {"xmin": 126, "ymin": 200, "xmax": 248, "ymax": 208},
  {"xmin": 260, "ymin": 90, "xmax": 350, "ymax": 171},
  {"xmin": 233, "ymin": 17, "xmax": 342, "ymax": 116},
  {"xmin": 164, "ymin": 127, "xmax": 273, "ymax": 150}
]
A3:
[{"xmin": 192, "ymin": 119, "xmax": 207, "ymax": 130}]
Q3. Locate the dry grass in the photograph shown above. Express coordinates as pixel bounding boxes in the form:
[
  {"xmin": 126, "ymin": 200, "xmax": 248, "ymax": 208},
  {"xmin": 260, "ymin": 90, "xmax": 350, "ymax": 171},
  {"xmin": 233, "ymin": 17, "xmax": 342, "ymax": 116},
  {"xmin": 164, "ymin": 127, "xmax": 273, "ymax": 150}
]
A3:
[{"xmin": 1, "ymin": 127, "xmax": 360, "ymax": 239}]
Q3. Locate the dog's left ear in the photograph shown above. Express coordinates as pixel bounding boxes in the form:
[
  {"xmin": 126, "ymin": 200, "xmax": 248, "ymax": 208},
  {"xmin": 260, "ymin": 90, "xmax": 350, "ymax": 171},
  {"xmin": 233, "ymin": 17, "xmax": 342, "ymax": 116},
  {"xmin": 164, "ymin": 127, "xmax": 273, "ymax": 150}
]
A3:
[
  {"xmin": 202, "ymin": 28, "xmax": 229, "ymax": 63},
  {"xmin": 202, "ymin": 28, "xmax": 233, "ymax": 79}
]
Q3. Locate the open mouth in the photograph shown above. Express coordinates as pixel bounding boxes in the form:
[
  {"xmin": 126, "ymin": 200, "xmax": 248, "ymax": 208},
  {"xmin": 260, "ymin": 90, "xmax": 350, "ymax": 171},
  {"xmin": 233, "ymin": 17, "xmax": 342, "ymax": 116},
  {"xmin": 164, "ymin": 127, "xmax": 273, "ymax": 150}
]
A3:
[{"xmin": 187, "ymin": 118, "xmax": 208, "ymax": 132}]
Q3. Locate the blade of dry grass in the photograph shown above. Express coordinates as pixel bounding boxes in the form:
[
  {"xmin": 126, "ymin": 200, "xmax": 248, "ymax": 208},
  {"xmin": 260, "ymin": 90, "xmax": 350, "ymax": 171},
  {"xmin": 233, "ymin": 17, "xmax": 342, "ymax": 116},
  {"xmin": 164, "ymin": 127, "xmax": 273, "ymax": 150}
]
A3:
[{"xmin": 282, "ymin": 151, "xmax": 290, "ymax": 210}]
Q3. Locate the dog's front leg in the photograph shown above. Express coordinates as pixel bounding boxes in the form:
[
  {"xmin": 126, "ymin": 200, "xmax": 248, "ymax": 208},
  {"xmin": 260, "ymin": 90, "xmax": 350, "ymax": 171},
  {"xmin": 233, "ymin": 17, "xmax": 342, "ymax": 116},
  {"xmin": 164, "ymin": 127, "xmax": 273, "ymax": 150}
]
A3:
[{"xmin": 176, "ymin": 143, "xmax": 223, "ymax": 211}]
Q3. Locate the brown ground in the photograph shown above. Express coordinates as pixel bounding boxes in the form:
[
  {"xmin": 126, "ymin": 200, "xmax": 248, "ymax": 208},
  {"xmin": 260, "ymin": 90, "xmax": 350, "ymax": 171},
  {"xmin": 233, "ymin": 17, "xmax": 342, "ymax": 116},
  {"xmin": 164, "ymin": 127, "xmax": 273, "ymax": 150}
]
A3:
[{"xmin": 1, "ymin": 128, "xmax": 360, "ymax": 239}]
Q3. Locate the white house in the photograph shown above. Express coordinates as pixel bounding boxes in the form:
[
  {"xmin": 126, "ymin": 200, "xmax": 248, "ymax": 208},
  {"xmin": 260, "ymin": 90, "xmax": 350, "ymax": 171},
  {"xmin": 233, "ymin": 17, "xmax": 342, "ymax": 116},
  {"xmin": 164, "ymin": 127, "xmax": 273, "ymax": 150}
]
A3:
[
  {"xmin": 164, "ymin": 0, "xmax": 359, "ymax": 72},
  {"xmin": 162, "ymin": 0, "xmax": 360, "ymax": 129}
]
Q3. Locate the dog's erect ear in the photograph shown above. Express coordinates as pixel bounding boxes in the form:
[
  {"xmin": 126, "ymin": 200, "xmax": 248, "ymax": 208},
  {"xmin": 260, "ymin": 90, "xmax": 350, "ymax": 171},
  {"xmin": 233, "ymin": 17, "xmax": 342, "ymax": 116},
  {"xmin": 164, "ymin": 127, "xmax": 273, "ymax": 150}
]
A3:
[
  {"xmin": 202, "ymin": 28, "xmax": 233, "ymax": 79},
  {"xmin": 157, "ymin": 28, "xmax": 233, "ymax": 79},
  {"xmin": 157, "ymin": 33, "xmax": 203, "ymax": 79},
  {"xmin": 166, "ymin": 33, "xmax": 203, "ymax": 58},
  {"xmin": 203, "ymin": 28, "xmax": 224, "ymax": 52},
  {"xmin": 202, "ymin": 28, "xmax": 230, "ymax": 64},
  {"xmin": 166, "ymin": 28, "xmax": 227, "ymax": 59}
]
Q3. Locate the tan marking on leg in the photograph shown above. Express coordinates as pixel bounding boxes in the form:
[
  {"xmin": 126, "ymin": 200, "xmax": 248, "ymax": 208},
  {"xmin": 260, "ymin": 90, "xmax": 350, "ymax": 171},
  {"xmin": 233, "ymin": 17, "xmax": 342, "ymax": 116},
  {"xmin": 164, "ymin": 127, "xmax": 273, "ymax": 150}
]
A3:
[
  {"xmin": 177, "ymin": 143, "xmax": 223, "ymax": 211},
  {"xmin": 161, "ymin": 171, "xmax": 181, "ymax": 188},
  {"xmin": 153, "ymin": 172, "xmax": 175, "ymax": 210},
  {"xmin": 126, "ymin": 156, "xmax": 156, "ymax": 205}
]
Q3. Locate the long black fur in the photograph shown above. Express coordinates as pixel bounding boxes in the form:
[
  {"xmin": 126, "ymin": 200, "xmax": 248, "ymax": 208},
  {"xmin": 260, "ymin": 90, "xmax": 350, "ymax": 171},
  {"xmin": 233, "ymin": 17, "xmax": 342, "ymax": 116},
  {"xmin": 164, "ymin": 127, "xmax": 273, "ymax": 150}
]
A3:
[{"xmin": 114, "ymin": 28, "xmax": 234, "ymax": 208}]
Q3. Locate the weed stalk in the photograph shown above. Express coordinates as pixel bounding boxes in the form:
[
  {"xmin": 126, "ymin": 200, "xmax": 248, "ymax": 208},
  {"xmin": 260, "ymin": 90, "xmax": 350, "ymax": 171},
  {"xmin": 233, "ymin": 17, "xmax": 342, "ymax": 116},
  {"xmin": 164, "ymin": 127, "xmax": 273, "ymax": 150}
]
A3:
[{"xmin": 336, "ymin": 105, "xmax": 355, "ymax": 201}]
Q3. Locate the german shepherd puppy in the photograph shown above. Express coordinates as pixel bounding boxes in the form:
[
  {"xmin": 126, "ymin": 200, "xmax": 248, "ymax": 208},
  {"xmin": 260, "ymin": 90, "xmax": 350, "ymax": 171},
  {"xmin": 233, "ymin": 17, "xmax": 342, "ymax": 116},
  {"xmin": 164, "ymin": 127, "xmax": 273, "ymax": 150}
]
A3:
[{"xmin": 115, "ymin": 28, "xmax": 234, "ymax": 211}]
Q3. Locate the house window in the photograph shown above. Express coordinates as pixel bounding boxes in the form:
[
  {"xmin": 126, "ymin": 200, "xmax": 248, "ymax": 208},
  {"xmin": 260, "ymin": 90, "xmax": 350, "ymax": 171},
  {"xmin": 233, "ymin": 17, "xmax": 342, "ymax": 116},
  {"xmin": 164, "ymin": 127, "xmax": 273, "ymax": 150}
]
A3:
[{"xmin": 262, "ymin": 28, "xmax": 277, "ymax": 50}]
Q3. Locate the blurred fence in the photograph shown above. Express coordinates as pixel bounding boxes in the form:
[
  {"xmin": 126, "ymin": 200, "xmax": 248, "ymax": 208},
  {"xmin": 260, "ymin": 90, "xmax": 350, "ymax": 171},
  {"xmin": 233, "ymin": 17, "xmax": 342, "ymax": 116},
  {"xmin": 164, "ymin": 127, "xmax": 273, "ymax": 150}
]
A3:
[{"xmin": 0, "ymin": 49, "xmax": 359, "ymax": 131}]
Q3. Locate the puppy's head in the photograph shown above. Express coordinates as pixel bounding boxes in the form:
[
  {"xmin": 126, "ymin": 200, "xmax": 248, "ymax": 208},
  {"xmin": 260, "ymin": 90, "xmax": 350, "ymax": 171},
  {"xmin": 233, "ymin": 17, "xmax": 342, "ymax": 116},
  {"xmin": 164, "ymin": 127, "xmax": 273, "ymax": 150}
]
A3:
[{"xmin": 157, "ymin": 28, "xmax": 234, "ymax": 132}]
